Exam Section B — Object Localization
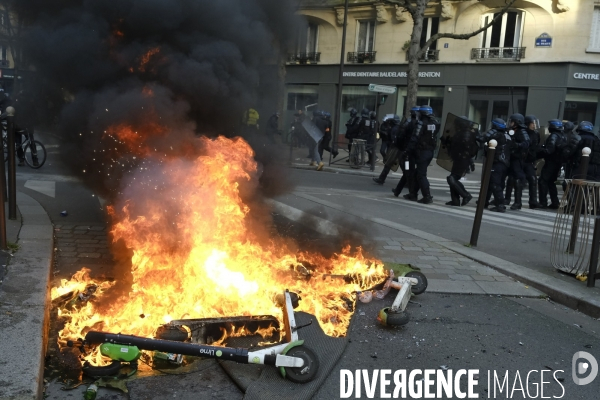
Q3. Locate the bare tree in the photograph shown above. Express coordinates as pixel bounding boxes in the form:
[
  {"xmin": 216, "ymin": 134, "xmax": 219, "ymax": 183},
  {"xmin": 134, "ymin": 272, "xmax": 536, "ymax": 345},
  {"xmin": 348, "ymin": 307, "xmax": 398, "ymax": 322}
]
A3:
[{"xmin": 388, "ymin": 0, "xmax": 517, "ymax": 116}]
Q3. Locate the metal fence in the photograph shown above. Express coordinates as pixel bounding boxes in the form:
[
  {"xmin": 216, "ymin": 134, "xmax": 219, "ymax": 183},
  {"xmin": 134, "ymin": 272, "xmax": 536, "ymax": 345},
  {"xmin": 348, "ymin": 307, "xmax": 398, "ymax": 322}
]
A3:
[{"xmin": 551, "ymin": 179, "xmax": 600, "ymax": 277}]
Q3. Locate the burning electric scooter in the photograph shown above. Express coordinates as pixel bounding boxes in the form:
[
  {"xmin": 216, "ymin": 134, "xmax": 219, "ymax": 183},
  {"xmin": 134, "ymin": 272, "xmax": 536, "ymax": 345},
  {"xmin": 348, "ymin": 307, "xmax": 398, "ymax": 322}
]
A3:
[{"xmin": 73, "ymin": 290, "xmax": 320, "ymax": 383}]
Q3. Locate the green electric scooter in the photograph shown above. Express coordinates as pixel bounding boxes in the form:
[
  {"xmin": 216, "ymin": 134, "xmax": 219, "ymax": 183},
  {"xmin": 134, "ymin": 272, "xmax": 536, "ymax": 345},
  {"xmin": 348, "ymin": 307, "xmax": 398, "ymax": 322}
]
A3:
[{"xmin": 72, "ymin": 290, "xmax": 320, "ymax": 384}]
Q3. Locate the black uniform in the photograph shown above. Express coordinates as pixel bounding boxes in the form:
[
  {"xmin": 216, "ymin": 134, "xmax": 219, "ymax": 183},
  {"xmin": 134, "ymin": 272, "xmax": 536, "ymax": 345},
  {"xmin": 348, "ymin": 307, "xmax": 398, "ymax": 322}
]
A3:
[
  {"xmin": 345, "ymin": 112, "xmax": 361, "ymax": 153},
  {"xmin": 314, "ymin": 113, "xmax": 332, "ymax": 159},
  {"xmin": 506, "ymin": 124, "xmax": 530, "ymax": 209},
  {"xmin": 481, "ymin": 126, "xmax": 512, "ymax": 212},
  {"xmin": 539, "ymin": 125, "xmax": 567, "ymax": 208},
  {"xmin": 573, "ymin": 130, "xmax": 600, "ymax": 181},
  {"xmin": 444, "ymin": 118, "xmax": 477, "ymax": 206},
  {"xmin": 407, "ymin": 114, "xmax": 440, "ymax": 203}
]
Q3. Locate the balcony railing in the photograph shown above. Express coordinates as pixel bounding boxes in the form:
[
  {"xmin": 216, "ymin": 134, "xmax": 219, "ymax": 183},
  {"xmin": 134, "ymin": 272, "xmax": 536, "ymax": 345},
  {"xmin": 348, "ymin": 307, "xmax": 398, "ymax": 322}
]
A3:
[
  {"xmin": 405, "ymin": 49, "xmax": 440, "ymax": 62},
  {"xmin": 0, "ymin": 60, "xmax": 9, "ymax": 67},
  {"xmin": 287, "ymin": 52, "xmax": 321, "ymax": 65},
  {"xmin": 471, "ymin": 47, "xmax": 526, "ymax": 62},
  {"xmin": 347, "ymin": 51, "xmax": 376, "ymax": 63}
]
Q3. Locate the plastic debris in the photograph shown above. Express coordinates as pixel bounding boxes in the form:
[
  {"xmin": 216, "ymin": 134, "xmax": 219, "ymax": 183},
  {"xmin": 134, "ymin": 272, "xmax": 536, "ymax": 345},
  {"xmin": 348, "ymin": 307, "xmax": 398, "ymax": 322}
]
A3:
[
  {"xmin": 358, "ymin": 291, "xmax": 373, "ymax": 303},
  {"xmin": 373, "ymin": 270, "xmax": 395, "ymax": 300},
  {"xmin": 60, "ymin": 210, "xmax": 68, "ymax": 217}
]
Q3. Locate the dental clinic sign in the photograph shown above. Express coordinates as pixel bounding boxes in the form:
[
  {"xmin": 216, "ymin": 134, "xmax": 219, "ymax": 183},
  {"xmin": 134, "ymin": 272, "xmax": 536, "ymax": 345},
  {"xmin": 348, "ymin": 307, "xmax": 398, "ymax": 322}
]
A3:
[
  {"xmin": 573, "ymin": 72, "xmax": 600, "ymax": 80},
  {"xmin": 343, "ymin": 71, "xmax": 441, "ymax": 78}
]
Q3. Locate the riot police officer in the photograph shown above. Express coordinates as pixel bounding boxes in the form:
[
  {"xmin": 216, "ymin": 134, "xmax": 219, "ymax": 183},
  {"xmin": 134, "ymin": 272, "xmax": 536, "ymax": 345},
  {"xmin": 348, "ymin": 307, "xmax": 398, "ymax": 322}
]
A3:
[
  {"xmin": 405, "ymin": 105, "xmax": 440, "ymax": 204},
  {"xmin": 538, "ymin": 119, "xmax": 567, "ymax": 209},
  {"xmin": 505, "ymin": 114, "xmax": 530, "ymax": 210},
  {"xmin": 443, "ymin": 116, "xmax": 476, "ymax": 206},
  {"xmin": 561, "ymin": 121, "xmax": 580, "ymax": 183},
  {"xmin": 315, "ymin": 110, "xmax": 333, "ymax": 159},
  {"xmin": 398, "ymin": 107, "xmax": 422, "ymax": 198},
  {"xmin": 367, "ymin": 111, "xmax": 378, "ymax": 165},
  {"xmin": 523, "ymin": 115, "xmax": 542, "ymax": 208},
  {"xmin": 345, "ymin": 108, "xmax": 360, "ymax": 155},
  {"xmin": 373, "ymin": 114, "xmax": 401, "ymax": 184},
  {"xmin": 480, "ymin": 118, "xmax": 512, "ymax": 213},
  {"xmin": 572, "ymin": 121, "xmax": 600, "ymax": 180}
]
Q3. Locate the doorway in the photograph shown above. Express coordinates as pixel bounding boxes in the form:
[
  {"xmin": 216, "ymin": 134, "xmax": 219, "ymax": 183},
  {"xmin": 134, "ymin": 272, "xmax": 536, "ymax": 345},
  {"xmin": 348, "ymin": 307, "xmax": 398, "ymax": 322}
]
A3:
[{"xmin": 468, "ymin": 88, "xmax": 527, "ymax": 131}]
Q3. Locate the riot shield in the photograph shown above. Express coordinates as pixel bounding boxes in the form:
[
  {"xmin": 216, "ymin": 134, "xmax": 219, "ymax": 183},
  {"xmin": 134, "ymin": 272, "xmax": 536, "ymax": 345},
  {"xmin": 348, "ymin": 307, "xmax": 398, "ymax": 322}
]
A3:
[
  {"xmin": 301, "ymin": 118, "xmax": 325, "ymax": 143},
  {"xmin": 436, "ymin": 113, "xmax": 480, "ymax": 174}
]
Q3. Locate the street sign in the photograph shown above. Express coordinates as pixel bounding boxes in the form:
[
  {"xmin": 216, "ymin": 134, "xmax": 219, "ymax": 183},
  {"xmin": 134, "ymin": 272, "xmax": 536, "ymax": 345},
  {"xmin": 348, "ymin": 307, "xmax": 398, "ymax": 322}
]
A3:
[
  {"xmin": 535, "ymin": 33, "xmax": 552, "ymax": 48},
  {"xmin": 368, "ymin": 83, "xmax": 397, "ymax": 94}
]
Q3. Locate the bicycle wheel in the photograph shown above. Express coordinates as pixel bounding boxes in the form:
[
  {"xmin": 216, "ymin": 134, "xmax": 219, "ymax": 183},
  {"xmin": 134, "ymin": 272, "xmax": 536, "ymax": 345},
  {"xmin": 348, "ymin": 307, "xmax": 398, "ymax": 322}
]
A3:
[{"xmin": 24, "ymin": 140, "xmax": 46, "ymax": 169}]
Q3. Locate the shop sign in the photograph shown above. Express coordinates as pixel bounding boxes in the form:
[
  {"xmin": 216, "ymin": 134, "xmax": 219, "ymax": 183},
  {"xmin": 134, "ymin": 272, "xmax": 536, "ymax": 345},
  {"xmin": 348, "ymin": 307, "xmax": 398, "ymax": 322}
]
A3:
[
  {"xmin": 343, "ymin": 71, "xmax": 441, "ymax": 78},
  {"xmin": 573, "ymin": 73, "xmax": 600, "ymax": 80},
  {"xmin": 535, "ymin": 33, "xmax": 552, "ymax": 48}
]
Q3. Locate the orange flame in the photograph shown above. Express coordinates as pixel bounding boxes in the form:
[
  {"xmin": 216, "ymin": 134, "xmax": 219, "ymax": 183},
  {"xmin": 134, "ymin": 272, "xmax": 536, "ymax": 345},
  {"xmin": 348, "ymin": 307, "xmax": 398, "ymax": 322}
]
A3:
[{"xmin": 54, "ymin": 135, "xmax": 386, "ymax": 363}]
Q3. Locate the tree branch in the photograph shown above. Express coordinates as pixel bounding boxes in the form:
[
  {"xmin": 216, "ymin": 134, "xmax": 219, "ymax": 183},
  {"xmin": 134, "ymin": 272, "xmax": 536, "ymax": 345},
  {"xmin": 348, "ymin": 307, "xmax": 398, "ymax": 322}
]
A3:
[
  {"xmin": 385, "ymin": 0, "xmax": 417, "ymax": 17},
  {"xmin": 417, "ymin": 0, "xmax": 517, "ymax": 58}
]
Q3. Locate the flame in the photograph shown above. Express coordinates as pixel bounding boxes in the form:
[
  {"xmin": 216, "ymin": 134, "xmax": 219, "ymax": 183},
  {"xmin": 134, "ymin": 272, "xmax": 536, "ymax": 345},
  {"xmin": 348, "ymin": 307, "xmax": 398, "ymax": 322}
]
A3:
[
  {"xmin": 54, "ymin": 135, "xmax": 386, "ymax": 364},
  {"xmin": 138, "ymin": 47, "xmax": 161, "ymax": 72}
]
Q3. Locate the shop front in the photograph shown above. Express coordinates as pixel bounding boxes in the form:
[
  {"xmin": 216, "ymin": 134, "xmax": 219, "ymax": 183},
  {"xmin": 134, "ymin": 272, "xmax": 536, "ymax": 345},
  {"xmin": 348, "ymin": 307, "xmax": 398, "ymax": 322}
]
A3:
[{"xmin": 284, "ymin": 62, "xmax": 600, "ymax": 135}]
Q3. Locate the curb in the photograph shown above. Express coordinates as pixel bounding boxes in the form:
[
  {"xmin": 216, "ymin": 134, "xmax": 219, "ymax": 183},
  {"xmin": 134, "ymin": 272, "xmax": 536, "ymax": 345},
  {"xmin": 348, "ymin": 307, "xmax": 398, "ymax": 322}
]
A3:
[
  {"xmin": 0, "ymin": 192, "xmax": 54, "ymax": 400},
  {"xmin": 292, "ymin": 193, "xmax": 600, "ymax": 318}
]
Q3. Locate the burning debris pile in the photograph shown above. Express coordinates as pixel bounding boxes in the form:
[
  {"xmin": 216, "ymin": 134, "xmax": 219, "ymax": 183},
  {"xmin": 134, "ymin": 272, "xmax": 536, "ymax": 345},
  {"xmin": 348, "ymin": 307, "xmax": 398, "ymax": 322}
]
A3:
[{"xmin": 19, "ymin": 0, "xmax": 388, "ymax": 366}]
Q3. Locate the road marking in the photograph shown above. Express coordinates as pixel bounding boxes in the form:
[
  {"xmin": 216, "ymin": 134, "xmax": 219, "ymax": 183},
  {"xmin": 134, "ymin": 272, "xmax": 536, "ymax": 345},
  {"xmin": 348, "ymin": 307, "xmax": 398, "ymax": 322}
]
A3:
[
  {"xmin": 266, "ymin": 199, "xmax": 338, "ymax": 236},
  {"xmin": 16, "ymin": 172, "xmax": 81, "ymax": 183},
  {"xmin": 24, "ymin": 180, "xmax": 55, "ymax": 198}
]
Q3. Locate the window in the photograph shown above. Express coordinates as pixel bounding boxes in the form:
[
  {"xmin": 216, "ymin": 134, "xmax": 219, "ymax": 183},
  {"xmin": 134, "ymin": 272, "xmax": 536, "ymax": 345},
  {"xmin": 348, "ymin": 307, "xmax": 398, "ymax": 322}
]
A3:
[
  {"xmin": 564, "ymin": 90, "xmax": 600, "ymax": 132},
  {"xmin": 339, "ymin": 86, "xmax": 377, "ymax": 130},
  {"xmin": 356, "ymin": 20, "xmax": 375, "ymax": 52},
  {"xmin": 396, "ymin": 87, "xmax": 444, "ymax": 117},
  {"xmin": 481, "ymin": 11, "xmax": 524, "ymax": 48},
  {"xmin": 588, "ymin": 7, "xmax": 600, "ymax": 51},
  {"xmin": 296, "ymin": 23, "xmax": 319, "ymax": 54},
  {"xmin": 420, "ymin": 17, "xmax": 439, "ymax": 51}
]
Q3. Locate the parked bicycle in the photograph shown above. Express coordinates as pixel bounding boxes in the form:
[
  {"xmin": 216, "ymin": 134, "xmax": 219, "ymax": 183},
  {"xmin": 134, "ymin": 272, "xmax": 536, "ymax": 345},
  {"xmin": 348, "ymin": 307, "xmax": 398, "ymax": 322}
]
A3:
[{"xmin": 2, "ymin": 121, "xmax": 47, "ymax": 169}]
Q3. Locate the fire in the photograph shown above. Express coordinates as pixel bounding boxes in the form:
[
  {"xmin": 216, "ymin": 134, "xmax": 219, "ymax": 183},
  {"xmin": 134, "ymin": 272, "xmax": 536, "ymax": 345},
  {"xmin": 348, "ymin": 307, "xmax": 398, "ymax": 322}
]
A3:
[
  {"xmin": 54, "ymin": 135, "xmax": 386, "ymax": 364},
  {"xmin": 138, "ymin": 47, "xmax": 161, "ymax": 72}
]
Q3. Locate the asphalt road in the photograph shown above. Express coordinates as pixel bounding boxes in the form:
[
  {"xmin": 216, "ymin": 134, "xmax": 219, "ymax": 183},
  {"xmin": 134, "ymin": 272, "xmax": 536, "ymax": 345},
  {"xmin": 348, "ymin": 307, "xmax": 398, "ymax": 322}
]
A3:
[{"xmin": 32, "ymin": 137, "xmax": 600, "ymax": 399}]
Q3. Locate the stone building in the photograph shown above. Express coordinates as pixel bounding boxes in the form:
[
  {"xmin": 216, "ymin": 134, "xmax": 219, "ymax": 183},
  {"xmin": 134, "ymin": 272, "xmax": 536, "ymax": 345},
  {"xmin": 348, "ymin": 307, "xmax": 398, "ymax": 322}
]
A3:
[{"xmin": 285, "ymin": 0, "xmax": 600, "ymax": 134}]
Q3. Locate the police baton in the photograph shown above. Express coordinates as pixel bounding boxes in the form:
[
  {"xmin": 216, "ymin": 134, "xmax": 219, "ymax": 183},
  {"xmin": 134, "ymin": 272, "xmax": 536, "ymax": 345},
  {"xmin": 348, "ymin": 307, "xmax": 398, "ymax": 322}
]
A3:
[{"xmin": 470, "ymin": 140, "xmax": 497, "ymax": 247}]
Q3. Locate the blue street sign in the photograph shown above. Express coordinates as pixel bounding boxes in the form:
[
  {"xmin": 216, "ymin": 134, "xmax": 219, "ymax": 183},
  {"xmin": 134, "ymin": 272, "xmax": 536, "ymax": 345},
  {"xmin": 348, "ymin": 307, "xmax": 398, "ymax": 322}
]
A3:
[{"xmin": 535, "ymin": 33, "xmax": 552, "ymax": 47}]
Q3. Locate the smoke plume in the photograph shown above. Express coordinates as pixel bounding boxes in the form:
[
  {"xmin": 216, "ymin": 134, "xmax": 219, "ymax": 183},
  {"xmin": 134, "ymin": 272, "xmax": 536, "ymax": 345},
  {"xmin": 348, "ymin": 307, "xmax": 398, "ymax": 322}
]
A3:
[{"xmin": 18, "ymin": 0, "xmax": 298, "ymax": 198}]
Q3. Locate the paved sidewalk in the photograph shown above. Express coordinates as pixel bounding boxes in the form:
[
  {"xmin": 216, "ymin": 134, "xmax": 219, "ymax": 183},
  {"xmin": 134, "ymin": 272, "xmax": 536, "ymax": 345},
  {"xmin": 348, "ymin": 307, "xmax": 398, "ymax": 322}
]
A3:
[{"xmin": 0, "ymin": 192, "xmax": 54, "ymax": 400}]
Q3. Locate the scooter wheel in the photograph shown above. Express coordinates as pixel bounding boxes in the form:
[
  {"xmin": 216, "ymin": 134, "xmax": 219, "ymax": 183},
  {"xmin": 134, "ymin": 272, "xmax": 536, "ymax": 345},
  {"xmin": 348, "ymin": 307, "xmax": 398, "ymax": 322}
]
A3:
[
  {"xmin": 82, "ymin": 360, "xmax": 122, "ymax": 378},
  {"xmin": 378, "ymin": 307, "xmax": 410, "ymax": 327},
  {"xmin": 284, "ymin": 346, "xmax": 320, "ymax": 383},
  {"xmin": 405, "ymin": 271, "xmax": 428, "ymax": 295}
]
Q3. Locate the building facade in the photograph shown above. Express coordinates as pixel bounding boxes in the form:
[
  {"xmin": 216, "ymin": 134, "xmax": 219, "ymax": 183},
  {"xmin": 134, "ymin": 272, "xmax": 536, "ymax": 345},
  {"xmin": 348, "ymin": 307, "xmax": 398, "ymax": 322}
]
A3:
[{"xmin": 285, "ymin": 0, "xmax": 600, "ymax": 135}]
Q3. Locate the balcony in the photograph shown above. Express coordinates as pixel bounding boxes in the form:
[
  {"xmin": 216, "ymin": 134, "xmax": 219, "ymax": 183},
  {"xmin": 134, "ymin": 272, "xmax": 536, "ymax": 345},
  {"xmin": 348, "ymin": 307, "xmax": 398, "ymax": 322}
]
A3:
[
  {"xmin": 287, "ymin": 52, "xmax": 321, "ymax": 65},
  {"xmin": 347, "ymin": 51, "xmax": 376, "ymax": 63},
  {"xmin": 471, "ymin": 47, "xmax": 526, "ymax": 62},
  {"xmin": 405, "ymin": 49, "xmax": 440, "ymax": 62}
]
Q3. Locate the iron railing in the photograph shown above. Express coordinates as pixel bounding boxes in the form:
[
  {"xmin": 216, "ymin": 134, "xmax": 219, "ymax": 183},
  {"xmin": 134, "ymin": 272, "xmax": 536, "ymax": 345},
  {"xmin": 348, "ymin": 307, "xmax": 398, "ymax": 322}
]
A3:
[
  {"xmin": 287, "ymin": 52, "xmax": 321, "ymax": 64},
  {"xmin": 405, "ymin": 49, "xmax": 440, "ymax": 62},
  {"xmin": 347, "ymin": 51, "xmax": 377, "ymax": 63},
  {"xmin": 471, "ymin": 47, "xmax": 525, "ymax": 61}
]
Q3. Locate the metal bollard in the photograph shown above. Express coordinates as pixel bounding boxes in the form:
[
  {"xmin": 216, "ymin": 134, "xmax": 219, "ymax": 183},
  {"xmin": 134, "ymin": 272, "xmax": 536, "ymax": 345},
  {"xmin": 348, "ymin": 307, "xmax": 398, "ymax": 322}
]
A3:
[
  {"xmin": 0, "ymin": 121, "xmax": 6, "ymax": 250},
  {"xmin": 587, "ymin": 216, "xmax": 600, "ymax": 288},
  {"xmin": 567, "ymin": 147, "xmax": 591, "ymax": 253},
  {"xmin": 6, "ymin": 106, "xmax": 16, "ymax": 220},
  {"xmin": 470, "ymin": 140, "xmax": 497, "ymax": 247}
]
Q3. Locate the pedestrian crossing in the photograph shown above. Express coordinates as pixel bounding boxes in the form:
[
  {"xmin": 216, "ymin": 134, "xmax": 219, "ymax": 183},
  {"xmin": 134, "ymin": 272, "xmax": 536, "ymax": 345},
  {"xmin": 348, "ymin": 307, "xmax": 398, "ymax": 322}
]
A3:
[{"xmin": 294, "ymin": 185, "xmax": 562, "ymax": 239}]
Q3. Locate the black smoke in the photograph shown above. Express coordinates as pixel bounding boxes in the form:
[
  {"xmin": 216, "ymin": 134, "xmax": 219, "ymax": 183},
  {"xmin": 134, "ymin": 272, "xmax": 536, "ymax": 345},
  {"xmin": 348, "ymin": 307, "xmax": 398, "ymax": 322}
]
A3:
[{"xmin": 17, "ymin": 0, "xmax": 299, "ymax": 197}]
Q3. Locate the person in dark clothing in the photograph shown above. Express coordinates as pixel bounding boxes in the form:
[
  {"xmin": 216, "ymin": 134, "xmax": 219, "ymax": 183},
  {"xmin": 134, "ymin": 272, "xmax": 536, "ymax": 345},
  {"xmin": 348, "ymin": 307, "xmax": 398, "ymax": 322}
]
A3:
[
  {"xmin": 405, "ymin": 105, "xmax": 440, "ymax": 204},
  {"xmin": 505, "ymin": 114, "xmax": 530, "ymax": 210},
  {"xmin": 571, "ymin": 121, "xmax": 599, "ymax": 180},
  {"xmin": 561, "ymin": 121, "xmax": 581, "ymax": 183},
  {"xmin": 366, "ymin": 111, "xmax": 378, "ymax": 166},
  {"xmin": 265, "ymin": 112, "xmax": 279, "ymax": 144},
  {"xmin": 398, "ymin": 107, "xmax": 422, "ymax": 199},
  {"xmin": 345, "ymin": 108, "xmax": 360, "ymax": 158},
  {"xmin": 521, "ymin": 115, "xmax": 543, "ymax": 209},
  {"xmin": 372, "ymin": 114, "xmax": 409, "ymax": 188},
  {"xmin": 443, "ymin": 116, "xmax": 477, "ymax": 206},
  {"xmin": 538, "ymin": 119, "xmax": 567, "ymax": 209},
  {"xmin": 479, "ymin": 118, "xmax": 512, "ymax": 213},
  {"xmin": 378, "ymin": 114, "xmax": 394, "ymax": 160},
  {"xmin": 314, "ymin": 110, "xmax": 333, "ymax": 159}
]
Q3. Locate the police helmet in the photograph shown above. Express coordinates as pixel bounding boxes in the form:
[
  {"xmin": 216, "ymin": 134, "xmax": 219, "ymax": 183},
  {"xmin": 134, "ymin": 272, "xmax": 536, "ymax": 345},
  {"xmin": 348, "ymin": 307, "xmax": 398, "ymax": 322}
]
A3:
[
  {"xmin": 563, "ymin": 121, "xmax": 575, "ymax": 133},
  {"xmin": 323, "ymin": 112, "xmax": 331, "ymax": 119},
  {"xmin": 419, "ymin": 105, "xmax": 433, "ymax": 115},
  {"xmin": 392, "ymin": 114, "xmax": 401, "ymax": 125},
  {"xmin": 348, "ymin": 108, "xmax": 357, "ymax": 117},
  {"xmin": 548, "ymin": 119, "xmax": 564, "ymax": 132},
  {"xmin": 509, "ymin": 113, "xmax": 525, "ymax": 126},
  {"xmin": 382, "ymin": 114, "xmax": 395, "ymax": 122},
  {"xmin": 491, "ymin": 118, "xmax": 507, "ymax": 131},
  {"xmin": 312, "ymin": 109, "xmax": 322, "ymax": 118},
  {"xmin": 361, "ymin": 108, "xmax": 370, "ymax": 117},
  {"xmin": 410, "ymin": 106, "xmax": 420, "ymax": 113},
  {"xmin": 369, "ymin": 111, "xmax": 377, "ymax": 119},
  {"xmin": 577, "ymin": 121, "xmax": 594, "ymax": 134}
]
